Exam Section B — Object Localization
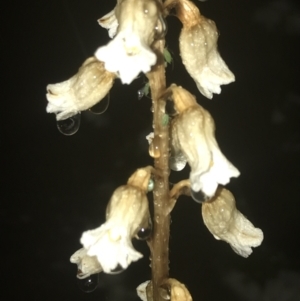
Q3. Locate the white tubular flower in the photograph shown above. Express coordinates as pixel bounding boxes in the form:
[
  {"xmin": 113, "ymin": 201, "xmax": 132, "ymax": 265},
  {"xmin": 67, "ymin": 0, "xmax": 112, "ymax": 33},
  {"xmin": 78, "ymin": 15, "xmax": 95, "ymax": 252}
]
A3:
[
  {"xmin": 70, "ymin": 248, "xmax": 102, "ymax": 279},
  {"xmin": 202, "ymin": 187, "xmax": 264, "ymax": 257},
  {"xmin": 95, "ymin": 0, "xmax": 163, "ymax": 84},
  {"xmin": 176, "ymin": 0, "xmax": 235, "ymax": 99},
  {"xmin": 168, "ymin": 85, "xmax": 240, "ymax": 200},
  {"xmin": 46, "ymin": 57, "xmax": 115, "ymax": 120},
  {"xmin": 80, "ymin": 167, "xmax": 153, "ymax": 274}
]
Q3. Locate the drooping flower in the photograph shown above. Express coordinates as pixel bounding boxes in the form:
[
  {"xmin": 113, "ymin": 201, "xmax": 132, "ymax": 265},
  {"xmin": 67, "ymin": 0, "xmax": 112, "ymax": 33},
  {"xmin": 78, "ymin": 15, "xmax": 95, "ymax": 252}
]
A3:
[
  {"xmin": 176, "ymin": 0, "xmax": 235, "ymax": 99},
  {"xmin": 202, "ymin": 187, "xmax": 264, "ymax": 257},
  {"xmin": 79, "ymin": 166, "xmax": 153, "ymax": 274},
  {"xmin": 95, "ymin": 0, "xmax": 165, "ymax": 84},
  {"xmin": 70, "ymin": 248, "xmax": 102, "ymax": 279},
  {"xmin": 46, "ymin": 57, "xmax": 115, "ymax": 120},
  {"xmin": 168, "ymin": 84, "xmax": 240, "ymax": 200}
]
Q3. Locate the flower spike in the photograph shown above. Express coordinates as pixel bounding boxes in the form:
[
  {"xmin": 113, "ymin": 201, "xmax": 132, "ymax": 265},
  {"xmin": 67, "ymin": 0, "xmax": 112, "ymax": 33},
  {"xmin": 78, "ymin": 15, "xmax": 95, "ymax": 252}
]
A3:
[{"xmin": 176, "ymin": 0, "xmax": 235, "ymax": 99}]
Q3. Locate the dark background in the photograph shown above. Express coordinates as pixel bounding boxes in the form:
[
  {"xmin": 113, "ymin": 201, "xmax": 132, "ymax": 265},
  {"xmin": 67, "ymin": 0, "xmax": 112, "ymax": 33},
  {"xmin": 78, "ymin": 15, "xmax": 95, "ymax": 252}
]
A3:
[{"xmin": 1, "ymin": 0, "xmax": 300, "ymax": 300}]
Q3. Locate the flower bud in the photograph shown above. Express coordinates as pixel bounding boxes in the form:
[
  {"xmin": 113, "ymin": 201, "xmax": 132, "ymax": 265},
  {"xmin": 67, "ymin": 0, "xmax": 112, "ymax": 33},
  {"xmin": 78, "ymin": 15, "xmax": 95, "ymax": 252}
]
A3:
[
  {"xmin": 202, "ymin": 187, "xmax": 264, "ymax": 257},
  {"xmin": 46, "ymin": 57, "xmax": 115, "ymax": 120},
  {"xmin": 95, "ymin": 0, "xmax": 163, "ymax": 84},
  {"xmin": 176, "ymin": 0, "xmax": 235, "ymax": 99},
  {"xmin": 168, "ymin": 84, "xmax": 240, "ymax": 199},
  {"xmin": 79, "ymin": 167, "xmax": 153, "ymax": 273}
]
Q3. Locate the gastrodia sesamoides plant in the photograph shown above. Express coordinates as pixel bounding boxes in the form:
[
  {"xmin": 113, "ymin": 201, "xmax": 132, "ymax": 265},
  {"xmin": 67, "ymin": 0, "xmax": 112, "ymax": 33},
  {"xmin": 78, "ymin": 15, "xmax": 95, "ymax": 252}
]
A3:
[{"xmin": 46, "ymin": 0, "xmax": 263, "ymax": 299}]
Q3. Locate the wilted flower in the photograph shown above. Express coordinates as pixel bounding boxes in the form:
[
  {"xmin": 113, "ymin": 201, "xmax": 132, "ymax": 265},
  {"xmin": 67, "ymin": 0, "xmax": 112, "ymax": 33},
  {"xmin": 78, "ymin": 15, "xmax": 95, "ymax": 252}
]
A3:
[
  {"xmin": 176, "ymin": 0, "xmax": 235, "ymax": 99},
  {"xmin": 95, "ymin": 0, "xmax": 164, "ymax": 84},
  {"xmin": 46, "ymin": 57, "xmax": 115, "ymax": 120},
  {"xmin": 168, "ymin": 84, "xmax": 240, "ymax": 200},
  {"xmin": 202, "ymin": 187, "xmax": 264, "ymax": 257},
  {"xmin": 79, "ymin": 166, "xmax": 153, "ymax": 274},
  {"xmin": 70, "ymin": 248, "xmax": 102, "ymax": 279}
]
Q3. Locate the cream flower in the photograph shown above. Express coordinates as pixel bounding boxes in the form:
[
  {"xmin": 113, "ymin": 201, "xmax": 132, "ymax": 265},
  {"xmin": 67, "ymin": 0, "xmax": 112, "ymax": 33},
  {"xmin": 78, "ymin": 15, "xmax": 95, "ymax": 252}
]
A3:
[
  {"xmin": 168, "ymin": 85, "xmax": 240, "ymax": 200},
  {"xmin": 70, "ymin": 248, "xmax": 102, "ymax": 279},
  {"xmin": 202, "ymin": 187, "xmax": 264, "ymax": 257},
  {"xmin": 46, "ymin": 57, "xmax": 115, "ymax": 120},
  {"xmin": 176, "ymin": 0, "xmax": 235, "ymax": 99},
  {"xmin": 80, "ymin": 167, "xmax": 153, "ymax": 274},
  {"xmin": 95, "ymin": 0, "xmax": 163, "ymax": 84}
]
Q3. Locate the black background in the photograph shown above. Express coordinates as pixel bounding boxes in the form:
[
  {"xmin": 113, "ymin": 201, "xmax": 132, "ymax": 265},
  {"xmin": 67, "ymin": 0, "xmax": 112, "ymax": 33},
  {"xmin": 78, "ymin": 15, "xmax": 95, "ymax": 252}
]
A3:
[{"xmin": 1, "ymin": 0, "xmax": 300, "ymax": 300}]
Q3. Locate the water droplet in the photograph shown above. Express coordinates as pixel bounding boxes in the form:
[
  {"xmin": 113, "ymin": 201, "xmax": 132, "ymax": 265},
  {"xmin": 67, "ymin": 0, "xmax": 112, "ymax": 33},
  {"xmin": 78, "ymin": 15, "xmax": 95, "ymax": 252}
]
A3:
[
  {"xmin": 149, "ymin": 135, "xmax": 161, "ymax": 158},
  {"xmin": 148, "ymin": 178, "xmax": 155, "ymax": 191},
  {"xmin": 77, "ymin": 272, "xmax": 100, "ymax": 293},
  {"xmin": 89, "ymin": 94, "xmax": 110, "ymax": 114},
  {"xmin": 57, "ymin": 113, "xmax": 81, "ymax": 136},
  {"xmin": 110, "ymin": 264, "xmax": 125, "ymax": 274},
  {"xmin": 136, "ymin": 218, "xmax": 152, "ymax": 240},
  {"xmin": 137, "ymin": 89, "xmax": 144, "ymax": 100},
  {"xmin": 191, "ymin": 189, "xmax": 208, "ymax": 203},
  {"xmin": 169, "ymin": 152, "xmax": 187, "ymax": 171}
]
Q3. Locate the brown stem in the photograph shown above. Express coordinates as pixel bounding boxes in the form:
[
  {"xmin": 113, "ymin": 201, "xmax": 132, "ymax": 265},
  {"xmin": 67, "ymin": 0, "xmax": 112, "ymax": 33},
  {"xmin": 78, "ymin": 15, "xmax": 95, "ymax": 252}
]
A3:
[{"xmin": 146, "ymin": 35, "xmax": 169, "ymax": 300}]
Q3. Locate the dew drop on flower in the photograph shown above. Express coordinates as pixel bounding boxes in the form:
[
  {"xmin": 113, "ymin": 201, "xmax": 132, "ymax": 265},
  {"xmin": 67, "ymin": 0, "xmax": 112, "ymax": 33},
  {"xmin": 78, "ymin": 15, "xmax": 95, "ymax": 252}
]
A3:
[
  {"xmin": 110, "ymin": 264, "xmax": 125, "ymax": 274},
  {"xmin": 89, "ymin": 94, "xmax": 110, "ymax": 114},
  {"xmin": 137, "ymin": 227, "xmax": 152, "ymax": 240},
  {"xmin": 148, "ymin": 178, "xmax": 155, "ymax": 191},
  {"xmin": 77, "ymin": 272, "xmax": 100, "ymax": 293},
  {"xmin": 149, "ymin": 135, "xmax": 161, "ymax": 158},
  {"xmin": 191, "ymin": 189, "xmax": 208, "ymax": 203},
  {"xmin": 137, "ymin": 88, "xmax": 144, "ymax": 100},
  {"xmin": 56, "ymin": 113, "xmax": 81, "ymax": 136},
  {"xmin": 159, "ymin": 284, "xmax": 171, "ymax": 300},
  {"xmin": 169, "ymin": 152, "xmax": 187, "ymax": 171}
]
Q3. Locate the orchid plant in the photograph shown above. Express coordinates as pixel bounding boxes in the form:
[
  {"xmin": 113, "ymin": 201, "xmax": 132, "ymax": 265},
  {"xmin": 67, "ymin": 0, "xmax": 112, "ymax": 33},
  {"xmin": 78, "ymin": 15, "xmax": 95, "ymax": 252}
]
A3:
[{"xmin": 46, "ymin": 0, "xmax": 263, "ymax": 300}]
